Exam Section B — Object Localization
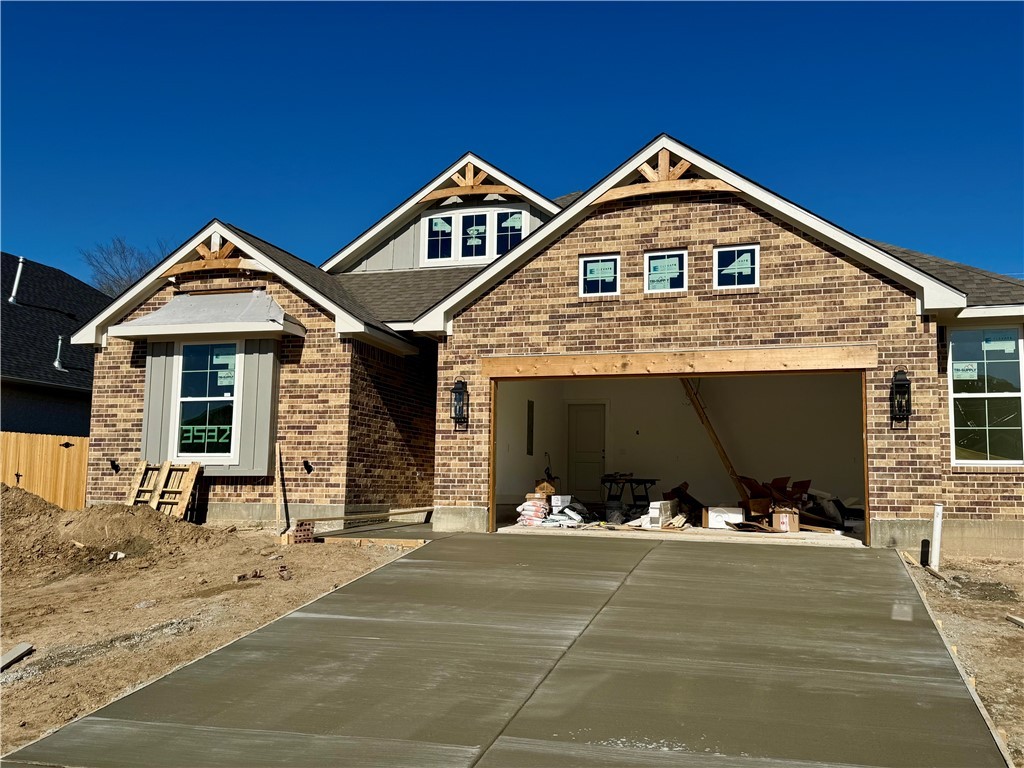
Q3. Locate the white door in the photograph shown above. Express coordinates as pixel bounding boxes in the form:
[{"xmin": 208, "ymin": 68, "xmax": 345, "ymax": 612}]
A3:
[{"xmin": 567, "ymin": 403, "xmax": 606, "ymax": 502}]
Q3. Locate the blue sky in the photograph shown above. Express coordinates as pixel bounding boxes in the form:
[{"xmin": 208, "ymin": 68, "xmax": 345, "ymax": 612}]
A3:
[{"xmin": 2, "ymin": 2, "xmax": 1022, "ymax": 284}]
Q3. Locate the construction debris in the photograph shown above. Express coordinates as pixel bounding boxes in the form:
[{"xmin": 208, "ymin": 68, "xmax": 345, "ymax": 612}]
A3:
[
  {"xmin": 125, "ymin": 461, "xmax": 201, "ymax": 520},
  {"xmin": 1, "ymin": 643, "xmax": 34, "ymax": 672}
]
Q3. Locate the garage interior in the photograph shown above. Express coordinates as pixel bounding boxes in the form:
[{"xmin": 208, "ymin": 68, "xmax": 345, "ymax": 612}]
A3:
[{"xmin": 494, "ymin": 372, "xmax": 867, "ymax": 539}]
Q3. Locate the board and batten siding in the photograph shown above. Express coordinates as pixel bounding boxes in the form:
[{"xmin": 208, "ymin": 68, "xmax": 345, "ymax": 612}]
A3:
[
  {"xmin": 346, "ymin": 205, "xmax": 550, "ymax": 272},
  {"xmin": 141, "ymin": 339, "xmax": 279, "ymax": 476}
]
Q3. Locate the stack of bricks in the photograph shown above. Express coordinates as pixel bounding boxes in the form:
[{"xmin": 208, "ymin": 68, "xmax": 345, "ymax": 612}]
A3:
[{"xmin": 282, "ymin": 520, "xmax": 315, "ymax": 545}]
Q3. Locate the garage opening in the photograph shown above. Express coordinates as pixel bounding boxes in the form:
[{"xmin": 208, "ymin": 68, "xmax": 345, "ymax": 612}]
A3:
[{"xmin": 494, "ymin": 373, "xmax": 867, "ymax": 541}]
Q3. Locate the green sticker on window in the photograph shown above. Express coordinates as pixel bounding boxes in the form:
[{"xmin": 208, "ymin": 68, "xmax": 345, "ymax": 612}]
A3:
[
  {"xmin": 586, "ymin": 261, "xmax": 615, "ymax": 280},
  {"xmin": 952, "ymin": 362, "xmax": 978, "ymax": 380}
]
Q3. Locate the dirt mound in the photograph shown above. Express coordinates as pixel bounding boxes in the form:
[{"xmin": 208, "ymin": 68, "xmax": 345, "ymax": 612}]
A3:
[{"xmin": 1, "ymin": 485, "xmax": 229, "ymax": 582}]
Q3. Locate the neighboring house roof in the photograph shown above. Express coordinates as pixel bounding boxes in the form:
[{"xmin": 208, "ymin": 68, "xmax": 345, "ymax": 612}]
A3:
[
  {"xmin": 413, "ymin": 134, "xmax": 973, "ymax": 332},
  {"xmin": 321, "ymin": 152, "xmax": 561, "ymax": 274},
  {"xmin": 1, "ymin": 252, "xmax": 111, "ymax": 391},
  {"xmin": 869, "ymin": 241, "xmax": 1024, "ymax": 307},
  {"xmin": 553, "ymin": 191, "xmax": 584, "ymax": 207},
  {"xmin": 334, "ymin": 266, "xmax": 486, "ymax": 323}
]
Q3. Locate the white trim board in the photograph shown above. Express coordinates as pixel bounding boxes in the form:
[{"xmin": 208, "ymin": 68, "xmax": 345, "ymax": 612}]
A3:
[
  {"xmin": 321, "ymin": 152, "xmax": 559, "ymax": 274},
  {"xmin": 412, "ymin": 134, "xmax": 968, "ymax": 333}
]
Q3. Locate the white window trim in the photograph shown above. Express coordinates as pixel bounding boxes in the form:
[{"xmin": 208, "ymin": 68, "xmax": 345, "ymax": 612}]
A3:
[
  {"xmin": 713, "ymin": 244, "xmax": 760, "ymax": 290},
  {"xmin": 169, "ymin": 340, "xmax": 244, "ymax": 465},
  {"xmin": 947, "ymin": 324, "xmax": 1024, "ymax": 467},
  {"xmin": 579, "ymin": 254, "xmax": 621, "ymax": 297},
  {"xmin": 644, "ymin": 249, "xmax": 688, "ymax": 294},
  {"xmin": 419, "ymin": 204, "xmax": 530, "ymax": 267}
]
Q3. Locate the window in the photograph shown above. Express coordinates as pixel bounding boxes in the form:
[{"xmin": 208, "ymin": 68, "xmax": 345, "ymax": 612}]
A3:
[
  {"xmin": 714, "ymin": 244, "xmax": 759, "ymax": 288},
  {"xmin": 579, "ymin": 255, "xmax": 620, "ymax": 296},
  {"xmin": 172, "ymin": 342, "xmax": 241, "ymax": 460},
  {"xmin": 645, "ymin": 250, "xmax": 687, "ymax": 293},
  {"xmin": 421, "ymin": 206, "xmax": 527, "ymax": 264},
  {"xmin": 949, "ymin": 327, "xmax": 1023, "ymax": 464}
]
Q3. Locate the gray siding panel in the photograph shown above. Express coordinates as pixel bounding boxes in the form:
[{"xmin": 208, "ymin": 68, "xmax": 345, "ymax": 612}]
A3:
[
  {"xmin": 140, "ymin": 341, "xmax": 173, "ymax": 462},
  {"xmin": 140, "ymin": 340, "xmax": 277, "ymax": 476}
]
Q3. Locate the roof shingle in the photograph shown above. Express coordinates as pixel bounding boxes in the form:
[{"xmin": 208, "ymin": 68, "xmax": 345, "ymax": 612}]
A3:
[{"xmin": 334, "ymin": 267, "xmax": 486, "ymax": 322}]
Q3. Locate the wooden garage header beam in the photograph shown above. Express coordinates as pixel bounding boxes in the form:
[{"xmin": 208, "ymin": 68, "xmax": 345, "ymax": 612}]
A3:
[{"xmin": 480, "ymin": 344, "xmax": 877, "ymax": 379}]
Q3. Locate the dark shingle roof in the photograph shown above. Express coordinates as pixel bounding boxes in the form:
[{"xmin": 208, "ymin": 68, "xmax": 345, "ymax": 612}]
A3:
[
  {"xmin": 219, "ymin": 221, "xmax": 403, "ymax": 337},
  {"xmin": 553, "ymin": 191, "xmax": 584, "ymax": 208},
  {"xmin": 334, "ymin": 267, "xmax": 486, "ymax": 322},
  {"xmin": 869, "ymin": 241, "xmax": 1024, "ymax": 307},
  {"xmin": 1, "ymin": 252, "xmax": 111, "ymax": 390}
]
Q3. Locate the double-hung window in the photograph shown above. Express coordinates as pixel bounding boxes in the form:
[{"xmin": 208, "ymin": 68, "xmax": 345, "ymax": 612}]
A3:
[
  {"xmin": 714, "ymin": 244, "xmax": 759, "ymax": 288},
  {"xmin": 579, "ymin": 254, "xmax": 620, "ymax": 296},
  {"xmin": 172, "ymin": 342, "xmax": 242, "ymax": 462},
  {"xmin": 422, "ymin": 206, "xmax": 527, "ymax": 265},
  {"xmin": 645, "ymin": 250, "xmax": 687, "ymax": 293},
  {"xmin": 949, "ymin": 327, "xmax": 1023, "ymax": 464}
]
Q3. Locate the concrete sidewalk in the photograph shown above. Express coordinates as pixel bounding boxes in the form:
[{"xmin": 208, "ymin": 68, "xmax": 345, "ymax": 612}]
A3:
[{"xmin": 4, "ymin": 535, "xmax": 1005, "ymax": 767}]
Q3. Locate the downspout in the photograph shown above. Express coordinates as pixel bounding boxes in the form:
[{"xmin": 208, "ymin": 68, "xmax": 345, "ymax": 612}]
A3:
[{"xmin": 7, "ymin": 256, "xmax": 24, "ymax": 303}]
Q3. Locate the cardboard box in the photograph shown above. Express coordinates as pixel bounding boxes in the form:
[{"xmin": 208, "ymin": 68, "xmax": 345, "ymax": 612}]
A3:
[
  {"xmin": 772, "ymin": 512, "xmax": 800, "ymax": 533},
  {"xmin": 703, "ymin": 506, "xmax": 744, "ymax": 529},
  {"xmin": 747, "ymin": 498, "xmax": 772, "ymax": 516}
]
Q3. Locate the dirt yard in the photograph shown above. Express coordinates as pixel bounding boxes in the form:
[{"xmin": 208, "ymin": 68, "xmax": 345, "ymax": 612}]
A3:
[
  {"xmin": 909, "ymin": 556, "xmax": 1024, "ymax": 764},
  {"xmin": 0, "ymin": 485, "xmax": 408, "ymax": 756}
]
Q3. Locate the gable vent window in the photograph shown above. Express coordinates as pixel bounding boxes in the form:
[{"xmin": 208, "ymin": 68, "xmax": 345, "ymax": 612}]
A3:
[{"xmin": 421, "ymin": 206, "xmax": 528, "ymax": 265}]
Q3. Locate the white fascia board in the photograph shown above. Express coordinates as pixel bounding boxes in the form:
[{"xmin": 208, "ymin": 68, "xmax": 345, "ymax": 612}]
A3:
[
  {"xmin": 956, "ymin": 304, "xmax": 1024, "ymax": 319},
  {"xmin": 73, "ymin": 220, "xmax": 363, "ymax": 346},
  {"xmin": 108, "ymin": 321, "xmax": 306, "ymax": 339},
  {"xmin": 321, "ymin": 153, "xmax": 560, "ymax": 274},
  {"xmin": 414, "ymin": 135, "xmax": 967, "ymax": 332}
]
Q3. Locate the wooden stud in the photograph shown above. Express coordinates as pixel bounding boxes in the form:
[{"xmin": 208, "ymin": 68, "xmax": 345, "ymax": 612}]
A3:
[
  {"xmin": 471, "ymin": 169, "xmax": 488, "ymax": 185},
  {"xmin": 419, "ymin": 184, "xmax": 519, "ymax": 203},
  {"xmin": 162, "ymin": 258, "xmax": 248, "ymax": 277},
  {"xmin": 480, "ymin": 345, "xmax": 878, "ymax": 380},
  {"xmin": 637, "ymin": 162, "xmax": 660, "ymax": 183},
  {"xmin": 1006, "ymin": 614, "xmax": 1024, "ymax": 629},
  {"xmin": 681, "ymin": 379, "xmax": 748, "ymax": 502},
  {"xmin": 217, "ymin": 242, "xmax": 236, "ymax": 259},
  {"xmin": 594, "ymin": 178, "xmax": 738, "ymax": 205},
  {"xmin": 125, "ymin": 460, "xmax": 149, "ymax": 505},
  {"xmin": 657, "ymin": 148, "xmax": 671, "ymax": 180},
  {"xmin": 195, "ymin": 243, "xmax": 213, "ymax": 260},
  {"xmin": 465, "ymin": 162, "xmax": 475, "ymax": 189},
  {"xmin": 668, "ymin": 159, "xmax": 692, "ymax": 180}
]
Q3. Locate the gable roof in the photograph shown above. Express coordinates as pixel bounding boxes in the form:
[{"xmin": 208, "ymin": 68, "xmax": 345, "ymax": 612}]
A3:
[
  {"xmin": 1, "ymin": 252, "xmax": 111, "ymax": 390},
  {"xmin": 71, "ymin": 220, "xmax": 416, "ymax": 355},
  {"xmin": 869, "ymin": 241, "xmax": 1024, "ymax": 307},
  {"xmin": 334, "ymin": 266, "xmax": 485, "ymax": 323},
  {"xmin": 321, "ymin": 152, "xmax": 560, "ymax": 274},
  {"xmin": 413, "ymin": 134, "xmax": 972, "ymax": 332}
]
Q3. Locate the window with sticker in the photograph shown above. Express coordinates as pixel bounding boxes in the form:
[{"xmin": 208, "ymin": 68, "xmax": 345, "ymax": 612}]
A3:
[
  {"xmin": 174, "ymin": 342, "xmax": 240, "ymax": 459},
  {"xmin": 714, "ymin": 245, "xmax": 759, "ymax": 288},
  {"xmin": 421, "ymin": 207, "xmax": 527, "ymax": 264}
]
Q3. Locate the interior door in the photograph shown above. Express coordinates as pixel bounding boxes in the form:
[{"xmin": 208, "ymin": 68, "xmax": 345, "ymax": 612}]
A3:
[{"xmin": 567, "ymin": 403, "xmax": 606, "ymax": 502}]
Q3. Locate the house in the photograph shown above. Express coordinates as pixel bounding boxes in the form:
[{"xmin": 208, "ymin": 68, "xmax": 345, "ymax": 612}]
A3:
[
  {"xmin": 71, "ymin": 135, "xmax": 1024, "ymax": 556},
  {"xmin": 1, "ymin": 252, "xmax": 111, "ymax": 436}
]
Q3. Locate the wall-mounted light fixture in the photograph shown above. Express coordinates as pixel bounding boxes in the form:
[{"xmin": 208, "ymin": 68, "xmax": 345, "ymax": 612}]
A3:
[
  {"xmin": 450, "ymin": 377, "xmax": 469, "ymax": 431},
  {"xmin": 890, "ymin": 367, "xmax": 912, "ymax": 429}
]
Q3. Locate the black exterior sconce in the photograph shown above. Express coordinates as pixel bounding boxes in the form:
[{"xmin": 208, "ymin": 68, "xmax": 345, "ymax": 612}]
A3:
[
  {"xmin": 450, "ymin": 377, "xmax": 469, "ymax": 431},
  {"xmin": 890, "ymin": 367, "xmax": 912, "ymax": 429}
]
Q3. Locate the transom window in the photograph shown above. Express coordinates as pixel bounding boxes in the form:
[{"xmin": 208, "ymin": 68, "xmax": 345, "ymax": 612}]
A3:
[
  {"xmin": 645, "ymin": 250, "xmax": 688, "ymax": 293},
  {"xmin": 173, "ymin": 342, "xmax": 241, "ymax": 459},
  {"xmin": 949, "ymin": 327, "xmax": 1023, "ymax": 464},
  {"xmin": 579, "ymin": 254, "xmax": 620, "ymax": 296},
  {"xmin": 422, "ymin": 206, "xmax": 527, "ymax": 265},
  {"xmin": 714, "ymin": 244, "xmax": 759, "ymax": 288}
]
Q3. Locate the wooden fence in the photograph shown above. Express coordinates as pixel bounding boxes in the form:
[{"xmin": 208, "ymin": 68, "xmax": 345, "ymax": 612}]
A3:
[{"xmin": 1, "ymin": 432, "xmax": 89, "ymax": 510}]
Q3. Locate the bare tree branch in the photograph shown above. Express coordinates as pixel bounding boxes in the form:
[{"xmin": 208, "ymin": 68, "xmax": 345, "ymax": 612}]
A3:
[{"xmin": 79, "ymin": 237, "xmax": 168, "ymax": 297}]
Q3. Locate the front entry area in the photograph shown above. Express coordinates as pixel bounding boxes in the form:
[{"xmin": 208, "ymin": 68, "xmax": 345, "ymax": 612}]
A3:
[
  {"xmin": 494, "ymin": 372, "xmax": 868, "ymax": 536},
  {"xmin": 8, "ymin": 535, "xmax": 1005, "ymax": 767}
]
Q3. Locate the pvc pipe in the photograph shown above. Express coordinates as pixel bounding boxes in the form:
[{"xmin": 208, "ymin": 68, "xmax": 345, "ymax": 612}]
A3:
[
  {"xmin": 930, "ymin": 503, "xmax": 944, "ymax": 570},
  {"xmin": 7, "ymin": 256, "xmax": 24, "ymax": 303}
]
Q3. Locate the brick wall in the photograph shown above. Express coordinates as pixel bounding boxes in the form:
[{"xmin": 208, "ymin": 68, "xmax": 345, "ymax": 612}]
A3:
[
  {"xmin": 434, "ymin": 193, "xmax": 1024, "ymax": 532},
  {"xmin": 87, "ymin": 269, "xmax": 352, "ymax": 510},
  {"xmin": 344, "ymin": 338, "xmax": 436, "ymax": 508}
]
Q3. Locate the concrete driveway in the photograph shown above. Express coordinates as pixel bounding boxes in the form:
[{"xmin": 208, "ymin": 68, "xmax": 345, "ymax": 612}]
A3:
[{"xmin": 5, "ymin": 535, "xmax": 1005, "ymax": 767}]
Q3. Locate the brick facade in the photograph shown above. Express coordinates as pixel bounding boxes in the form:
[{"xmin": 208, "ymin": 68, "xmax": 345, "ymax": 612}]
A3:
[
  {"xmin": 433, "ymin": 193, "xmax": 1024, "ymax": 546},
  {"xmin": 87, "ymin": 269, "xmax": 434, "ymax": 521}
]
